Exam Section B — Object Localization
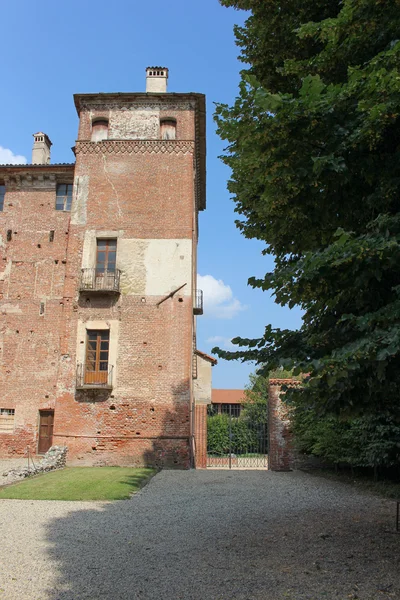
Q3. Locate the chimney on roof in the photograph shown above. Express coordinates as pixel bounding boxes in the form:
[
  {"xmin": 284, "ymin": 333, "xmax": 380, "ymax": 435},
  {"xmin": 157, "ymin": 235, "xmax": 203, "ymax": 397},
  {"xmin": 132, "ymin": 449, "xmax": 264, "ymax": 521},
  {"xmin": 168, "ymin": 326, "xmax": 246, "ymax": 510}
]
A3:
[
  {"xmin": 146, "ymin": 67, "xmax": 169, "ymax": 93},
  {"xmin": 32, "ymin": 132, "xmax": 52, "ymax": 165}
]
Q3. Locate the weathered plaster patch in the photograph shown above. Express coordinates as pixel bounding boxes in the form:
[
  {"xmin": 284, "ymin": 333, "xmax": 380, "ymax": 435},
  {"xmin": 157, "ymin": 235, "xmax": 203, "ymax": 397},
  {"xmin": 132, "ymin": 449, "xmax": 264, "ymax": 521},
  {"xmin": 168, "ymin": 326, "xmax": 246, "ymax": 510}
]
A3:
[
  {"xmin": 118, "ymin": 239, "xmax": 147, "ymax": 295},
  {"xmin": 1, "ymin": 303, "xmax": 22, "ymax": 314},
  {"xmin": 71, "ymin": 175, "xmax": 89, "ymax": 225},
  {"xmin": 145, "ymin": 239, "xmax": 192, "ymax": 296},
  {"xmin": 80, "ymin": 236, "xmax": 192, "ymax": 297},
  {"xmin": 0, "ymin": 259, "xmax": 11, "ymax": 281},
  {"xmin": 110, "ymin": 108, "xmax": 159, "ymax": 140}
]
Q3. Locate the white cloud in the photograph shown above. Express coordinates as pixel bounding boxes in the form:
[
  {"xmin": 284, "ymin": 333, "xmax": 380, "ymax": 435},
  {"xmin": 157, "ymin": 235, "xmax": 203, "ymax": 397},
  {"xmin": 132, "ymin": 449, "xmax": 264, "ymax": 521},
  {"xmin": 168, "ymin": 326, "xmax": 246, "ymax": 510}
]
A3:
[
  {"xmin": 0, "ymin": 147, "xmax": 27, "ymax": 165},
  {"xmin": 197, "ymin": 274, "xmax": 247, "ymax": 319},
  {"xmin": 206, "ymin": 336, "xmax": 237, "ymax": 350}
]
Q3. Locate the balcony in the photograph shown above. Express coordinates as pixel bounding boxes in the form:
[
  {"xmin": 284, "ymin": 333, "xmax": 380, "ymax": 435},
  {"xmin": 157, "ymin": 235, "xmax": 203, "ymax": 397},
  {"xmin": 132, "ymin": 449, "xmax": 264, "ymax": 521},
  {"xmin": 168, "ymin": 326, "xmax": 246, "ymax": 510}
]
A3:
[
  {"xmin": 79, "ymin": 268, "xmax": 121, "ymax": 294},
  {"xmin": 193, "ymin": 289, "xmax": 203, "ymax": 315},
  {"xmin": 76, "ymin": 364, "xmax": 114, "ymax": 390}
]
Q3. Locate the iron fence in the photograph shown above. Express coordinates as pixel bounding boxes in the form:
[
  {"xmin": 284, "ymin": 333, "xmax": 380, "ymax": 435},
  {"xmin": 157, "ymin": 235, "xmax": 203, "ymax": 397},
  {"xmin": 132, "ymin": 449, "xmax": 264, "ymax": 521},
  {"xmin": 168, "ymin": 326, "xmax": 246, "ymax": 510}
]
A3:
[{"xmin": 207, "ymin": 405, "xmax": 268, "ymax": 469}]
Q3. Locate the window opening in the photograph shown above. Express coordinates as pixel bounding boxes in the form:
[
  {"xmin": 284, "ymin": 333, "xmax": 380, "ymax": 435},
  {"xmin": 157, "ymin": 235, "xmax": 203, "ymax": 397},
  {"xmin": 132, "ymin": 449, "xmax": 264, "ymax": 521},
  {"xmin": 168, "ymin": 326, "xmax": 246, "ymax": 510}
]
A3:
[
  {"xmin": 6, "ymin": 230, "xmax": 12, "ymax": 242},
  {"xmin": 96, "ymin": 239, "xmax": 117, "ymax": 275},
  {"xmin": 56, "ymin": 184, "xmax": 73, "ymax": 211},
  {"xmin": 85, "ymin": 330, "xmax": 110, "ymax": 385},
  {"xmin": 160, "ymin": 119, "xmax": 176, "ymax": 140},
  {"xmin": 49, "ymin": 230, "xmax": 54, "ymax": 242},
  {"xmin": 0, "ymin": 408, "xmax": 15, "ymax": 432},
  {"xmin": 0, "ymin": 185, "xmax": 5, "ymax": 211},
  {"xmin": 39, "ymin": 302, "xmax": 45, "ymax": 315},
  {"xmin": 221, "ymin": 403, "xmax": 241, "ymax": 418},
  {"xmin": 91, "ymin": 119, "xmax": 109, "ymax": 142}
]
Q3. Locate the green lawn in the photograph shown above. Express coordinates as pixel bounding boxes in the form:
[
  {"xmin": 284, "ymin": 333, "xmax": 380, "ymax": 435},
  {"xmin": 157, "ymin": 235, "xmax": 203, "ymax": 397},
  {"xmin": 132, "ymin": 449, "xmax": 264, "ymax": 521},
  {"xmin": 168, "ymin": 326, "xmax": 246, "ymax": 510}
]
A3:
[{"xmin": 0, "ymin": 467, "xmax": 156, "ymax": 501}]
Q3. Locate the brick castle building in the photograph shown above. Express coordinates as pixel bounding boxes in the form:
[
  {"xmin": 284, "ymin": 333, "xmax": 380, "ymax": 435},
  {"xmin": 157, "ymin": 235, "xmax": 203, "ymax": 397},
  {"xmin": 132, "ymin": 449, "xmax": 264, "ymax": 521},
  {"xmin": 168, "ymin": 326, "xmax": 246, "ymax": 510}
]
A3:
[{"xmin": 0, "ymin": 67, "xmax": 213, "ymax": 468}]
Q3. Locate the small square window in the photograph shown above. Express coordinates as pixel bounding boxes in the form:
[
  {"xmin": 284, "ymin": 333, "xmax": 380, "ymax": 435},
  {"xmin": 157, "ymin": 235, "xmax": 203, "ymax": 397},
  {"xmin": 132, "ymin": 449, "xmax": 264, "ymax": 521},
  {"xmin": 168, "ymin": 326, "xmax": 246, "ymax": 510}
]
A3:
[
  {"xmin": 0, "ymin": 185, "xmax": 5, "ymax": 211},
  {"xmin": 0, "ymin": 408, "xmax": 15, "ymax": 433},
  {"xmin": 56, "ymin": 184, "xmax": 73, "ymax": 211}
]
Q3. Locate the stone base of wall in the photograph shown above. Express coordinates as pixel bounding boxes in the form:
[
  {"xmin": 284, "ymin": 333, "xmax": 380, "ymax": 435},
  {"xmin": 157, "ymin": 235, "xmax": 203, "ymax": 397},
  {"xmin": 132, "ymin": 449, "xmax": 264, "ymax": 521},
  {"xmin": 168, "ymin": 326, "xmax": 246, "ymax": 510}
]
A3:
[
  {"xmin": 55, "ymin": 436, "xmax": 191, "ymax": 469},
  {"xmin": 1, "ymin": 446, "xmax": 68, "ymax": 486}
]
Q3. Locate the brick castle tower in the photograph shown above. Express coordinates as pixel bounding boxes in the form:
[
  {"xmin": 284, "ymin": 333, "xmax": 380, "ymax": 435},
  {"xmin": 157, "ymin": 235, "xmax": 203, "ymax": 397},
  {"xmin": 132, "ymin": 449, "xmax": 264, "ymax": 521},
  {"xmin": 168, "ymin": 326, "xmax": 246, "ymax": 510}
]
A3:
[{"xmin": 0, "ymin": 68, "xmax": 212, "ymax": 467}]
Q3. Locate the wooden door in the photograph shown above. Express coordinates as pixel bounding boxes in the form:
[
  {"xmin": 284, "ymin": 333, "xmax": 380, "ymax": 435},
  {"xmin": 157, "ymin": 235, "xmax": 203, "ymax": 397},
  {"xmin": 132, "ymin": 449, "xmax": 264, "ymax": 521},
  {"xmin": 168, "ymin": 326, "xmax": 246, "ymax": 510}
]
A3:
[
  {"xmin": 38, "ymin": 411, "xmax": 54, "ymax": 454},
  {"xmin": 84, "ymin": 330, "xmax": 109, "ymax": 385}
]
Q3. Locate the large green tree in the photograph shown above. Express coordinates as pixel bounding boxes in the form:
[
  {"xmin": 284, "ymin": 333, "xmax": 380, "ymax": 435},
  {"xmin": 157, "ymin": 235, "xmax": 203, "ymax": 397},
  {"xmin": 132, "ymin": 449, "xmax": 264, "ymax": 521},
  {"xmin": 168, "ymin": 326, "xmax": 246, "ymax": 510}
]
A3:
[{"xmin": 214, "ymin": 0, "xmax": 400, "ymax": 417}]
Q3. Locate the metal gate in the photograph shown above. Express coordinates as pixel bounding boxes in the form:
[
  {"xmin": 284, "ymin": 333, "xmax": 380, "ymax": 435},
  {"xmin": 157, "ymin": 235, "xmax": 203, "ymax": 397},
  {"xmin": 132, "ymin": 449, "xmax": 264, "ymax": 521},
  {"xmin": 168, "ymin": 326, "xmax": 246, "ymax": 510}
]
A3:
[{"xmin": 206, "ymin": 405, "xmax": 268, "ymax": 469}]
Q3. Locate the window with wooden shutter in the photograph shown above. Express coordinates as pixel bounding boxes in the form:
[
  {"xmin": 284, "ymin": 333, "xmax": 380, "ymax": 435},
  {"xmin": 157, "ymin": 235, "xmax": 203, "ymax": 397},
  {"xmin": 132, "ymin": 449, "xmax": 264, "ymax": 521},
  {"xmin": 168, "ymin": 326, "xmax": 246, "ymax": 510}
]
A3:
[
  {"xmin": 84, "ymin": 330, "xmax": 110, "ymax": 385},
  {"xmin": 96, "ymin": 239, "xmax": 117, "ymax": 275},
  {"xmin": 0, "ymin": 408, "xmax": 15, "ymax": 432}
]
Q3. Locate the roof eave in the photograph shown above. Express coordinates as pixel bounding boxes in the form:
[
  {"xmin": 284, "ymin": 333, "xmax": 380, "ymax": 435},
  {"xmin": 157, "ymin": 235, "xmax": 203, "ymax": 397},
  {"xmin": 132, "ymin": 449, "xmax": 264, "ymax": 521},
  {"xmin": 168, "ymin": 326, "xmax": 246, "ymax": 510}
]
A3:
[
  {"xmin": 0, "ymin": 163, "xmax": 75, "ymax": 173},
  {"xmin": 195, "ymin": 350, "xmax": 217, "ymax": 365}
]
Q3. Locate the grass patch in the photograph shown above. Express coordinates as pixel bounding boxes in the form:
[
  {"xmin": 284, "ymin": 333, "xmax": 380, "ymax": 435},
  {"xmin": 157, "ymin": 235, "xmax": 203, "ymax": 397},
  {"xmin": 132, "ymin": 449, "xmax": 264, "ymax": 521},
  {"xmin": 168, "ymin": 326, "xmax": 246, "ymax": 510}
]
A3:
[
  {"xmin": 306, "ymin": 468, "xmax": 400, "ymax": 499},
  {"xmin": 0, "ymin": 467, "xmax": 157, "ymax": 501}
]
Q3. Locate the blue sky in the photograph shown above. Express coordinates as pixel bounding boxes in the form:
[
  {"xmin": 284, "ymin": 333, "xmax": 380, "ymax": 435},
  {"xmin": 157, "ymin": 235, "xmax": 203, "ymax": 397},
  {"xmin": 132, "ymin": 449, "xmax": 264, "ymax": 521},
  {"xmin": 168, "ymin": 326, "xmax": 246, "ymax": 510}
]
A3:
[{"xmin": 0, "ymin": 0, "xmax": 302, "ymax": 389}]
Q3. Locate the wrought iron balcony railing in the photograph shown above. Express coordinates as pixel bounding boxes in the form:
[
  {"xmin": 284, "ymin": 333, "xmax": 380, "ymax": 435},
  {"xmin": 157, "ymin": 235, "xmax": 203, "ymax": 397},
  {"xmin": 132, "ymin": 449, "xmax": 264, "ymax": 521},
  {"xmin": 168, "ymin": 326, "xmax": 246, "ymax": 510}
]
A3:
[
  {"xmin": 79, "ymin": 268, "xmax": 121, "ymax": 294},
  {"xmin": 193, "ymin": 289, "xmax": 203, "ymax": 315},
  {"xmin": 76, "ymin": 363, "xmax": 114, "ymax": 390}
]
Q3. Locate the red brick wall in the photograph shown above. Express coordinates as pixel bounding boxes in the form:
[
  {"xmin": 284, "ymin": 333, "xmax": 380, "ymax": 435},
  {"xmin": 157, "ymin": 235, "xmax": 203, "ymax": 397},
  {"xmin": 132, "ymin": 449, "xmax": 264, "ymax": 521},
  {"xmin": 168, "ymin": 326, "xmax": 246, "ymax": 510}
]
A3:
[
  {"xmin": 268, "ymin": 379, "xmax": 301, "ymax": 471},
  {"xmin": 0, "ymin": 95, "xmax": 201, "ymax": 467},
  {"xmin": 0, "ymin": 172, "xmax": 73, "ymax": 455},
  {"xmin": 194, "ymin": 404, "xmax": 207, "ymax": 468}
]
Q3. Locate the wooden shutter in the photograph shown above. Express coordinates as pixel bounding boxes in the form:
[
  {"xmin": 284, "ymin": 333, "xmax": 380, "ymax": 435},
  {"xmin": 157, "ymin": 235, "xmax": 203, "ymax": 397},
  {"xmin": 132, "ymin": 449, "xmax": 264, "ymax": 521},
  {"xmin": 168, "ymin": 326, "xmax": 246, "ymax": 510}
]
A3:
[{"xmin": 84, "ymin": 330, "xmax": 110, "ymax": 384}]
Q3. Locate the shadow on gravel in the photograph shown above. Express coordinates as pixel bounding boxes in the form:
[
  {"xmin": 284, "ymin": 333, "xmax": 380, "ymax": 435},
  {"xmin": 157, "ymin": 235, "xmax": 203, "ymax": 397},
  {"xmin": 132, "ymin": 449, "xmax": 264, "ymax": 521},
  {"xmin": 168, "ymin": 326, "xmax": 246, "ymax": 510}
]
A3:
[{"xmin": 43, "ymin": 470, "xmax": 400, "ymax": 600}]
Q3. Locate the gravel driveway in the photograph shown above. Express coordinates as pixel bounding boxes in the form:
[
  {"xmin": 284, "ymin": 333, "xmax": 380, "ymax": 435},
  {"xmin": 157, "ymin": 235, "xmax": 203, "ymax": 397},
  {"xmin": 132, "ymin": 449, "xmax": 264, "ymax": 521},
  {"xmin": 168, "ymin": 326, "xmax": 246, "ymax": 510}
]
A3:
[{"xmin": 0, "ymin": 470, "xmax": 399, "ymax": 600}]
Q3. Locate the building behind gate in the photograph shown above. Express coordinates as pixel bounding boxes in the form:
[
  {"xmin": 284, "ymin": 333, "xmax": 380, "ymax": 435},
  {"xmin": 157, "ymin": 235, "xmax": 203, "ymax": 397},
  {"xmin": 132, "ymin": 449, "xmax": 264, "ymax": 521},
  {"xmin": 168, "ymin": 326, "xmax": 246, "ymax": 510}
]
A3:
[{"xmin": 0, "ymin": 67, "xmax": 210, "ymax": 467}]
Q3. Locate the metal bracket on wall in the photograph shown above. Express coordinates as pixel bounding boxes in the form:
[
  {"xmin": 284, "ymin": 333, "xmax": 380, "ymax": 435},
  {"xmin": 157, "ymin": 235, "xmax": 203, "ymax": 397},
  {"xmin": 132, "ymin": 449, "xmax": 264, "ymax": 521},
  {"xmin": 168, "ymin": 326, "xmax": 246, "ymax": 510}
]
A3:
[{"xmin": 156, "ymin": 283, "xmax": 187, "ymax": 307}]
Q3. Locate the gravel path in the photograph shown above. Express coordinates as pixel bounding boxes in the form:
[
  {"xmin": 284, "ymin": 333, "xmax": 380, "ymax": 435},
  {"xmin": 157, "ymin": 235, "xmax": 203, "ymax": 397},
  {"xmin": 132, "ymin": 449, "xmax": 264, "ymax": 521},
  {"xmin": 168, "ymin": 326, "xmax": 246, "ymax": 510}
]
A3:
[{"xmin": 0, "ymin": 470, "xmax": 399, "ymax": 600}]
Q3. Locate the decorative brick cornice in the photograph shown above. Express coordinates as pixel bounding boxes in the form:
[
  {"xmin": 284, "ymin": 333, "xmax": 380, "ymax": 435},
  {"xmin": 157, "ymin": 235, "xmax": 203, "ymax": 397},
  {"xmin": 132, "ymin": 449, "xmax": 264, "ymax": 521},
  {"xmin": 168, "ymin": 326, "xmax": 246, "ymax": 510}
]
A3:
[
  {"xmin": 269, "ymin": 378, "xmax": 303, "ymax": 387},
  {"xmin": 79, "ymin": 101, "xmax": 195, "ymax": 112},
  {"xmin": 74, "ymin": 94, "xmax": 198, "ymax": 114},
  {"xmin": 74, "ymin": 139, "xmax": 195, "ymax": 156},
  {"xmin": 3, "ymin": 171, "xmax": 74, "ymax": 190}
]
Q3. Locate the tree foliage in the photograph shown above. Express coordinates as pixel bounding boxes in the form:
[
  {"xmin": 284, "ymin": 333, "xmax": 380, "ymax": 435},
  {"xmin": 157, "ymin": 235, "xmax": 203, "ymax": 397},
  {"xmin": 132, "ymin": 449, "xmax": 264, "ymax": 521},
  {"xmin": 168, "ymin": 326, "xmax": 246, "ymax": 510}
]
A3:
[
  {"xmin": 207, "ymin": 413, "xmax": 262, "ymax": 455},
  {"xmin": 214, "ymin": 0, "xmax": 400, "ymax": 418},
  {"xmin": 207, "ymin": 372, "xmax": 268, "ymax": 455},
  {"xmin": 291, "ymin": 399, "xmax": 400, "ymax": 473}
]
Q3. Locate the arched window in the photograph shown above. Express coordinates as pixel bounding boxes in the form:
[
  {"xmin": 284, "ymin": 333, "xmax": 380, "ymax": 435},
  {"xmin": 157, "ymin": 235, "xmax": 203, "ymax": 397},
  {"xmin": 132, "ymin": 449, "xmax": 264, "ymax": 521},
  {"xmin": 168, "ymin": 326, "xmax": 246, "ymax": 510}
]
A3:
[
  {"xmin": 91, "ymin": 119, "xmax": 109, "ymax": 142},
  {"xmin": 160, "ymin": 118, "xmax": 176, "ymax": 140}
]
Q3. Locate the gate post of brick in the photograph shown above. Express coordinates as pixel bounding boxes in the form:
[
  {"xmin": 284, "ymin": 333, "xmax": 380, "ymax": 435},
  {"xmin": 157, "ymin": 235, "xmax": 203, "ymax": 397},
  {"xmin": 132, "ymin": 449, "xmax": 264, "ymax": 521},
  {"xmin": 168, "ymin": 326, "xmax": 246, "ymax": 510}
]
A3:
[
  {"xmin": 194, "ymin": 404, "xmax": 207, "ymax": 468},
  {"xmin": 268, "ymin": 379, "xmax": 301, "ymax": 471}
]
